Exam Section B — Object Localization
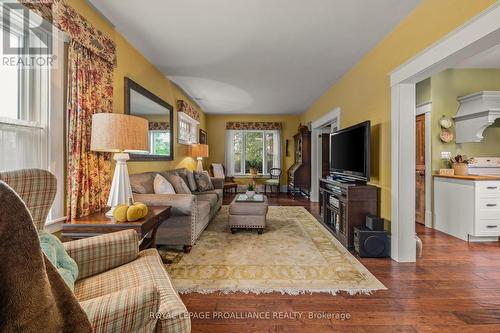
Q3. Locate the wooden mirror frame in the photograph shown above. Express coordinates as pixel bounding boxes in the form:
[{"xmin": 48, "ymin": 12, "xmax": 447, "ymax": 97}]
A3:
[{"xmin": 124, "ymin": 77, "xmax": 174, "ymax": 161}]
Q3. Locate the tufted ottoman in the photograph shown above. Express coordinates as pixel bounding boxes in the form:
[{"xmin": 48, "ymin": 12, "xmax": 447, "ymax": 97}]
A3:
[{"xmin": 229, "ymin": 195, "xmax": 268, "ymax": 234}]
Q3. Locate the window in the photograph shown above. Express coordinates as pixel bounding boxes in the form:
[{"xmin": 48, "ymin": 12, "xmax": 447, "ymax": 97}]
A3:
[
  {"xmin": 0, "ymin": 7, "xmax": 65, "ymax": 223},
  {"xmin": 178, "ymin": 112, "xmax": 199, "ymax": 144},
  {"xmin": 226, "ymin": 130, "xmax": 281, "ymax": 176},
  {"xmin": 150, "ymin": 131, "xmax": 171, "ymax": 155}
]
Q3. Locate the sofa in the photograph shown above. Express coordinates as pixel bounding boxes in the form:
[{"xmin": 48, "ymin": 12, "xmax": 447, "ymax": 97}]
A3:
[
  {"xmin": 0, "ymin": 169, "xmax": 191, "ymax": 333},
  {"xmin": 130, "ymin": 168, "xmax": 223, "ymax": 252}
]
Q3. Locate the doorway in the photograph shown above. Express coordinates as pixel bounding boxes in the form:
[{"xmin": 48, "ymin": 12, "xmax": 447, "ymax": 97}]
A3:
[
  {"xmin": 310, "ymin": 107, "xmax": 341, "ymax": 202},
  {"xmin": 415, "ymin": 114, "xmax": 425, "ymax": 225},
  {"xmin": 390, "ymin": 3, "xmax": 500, "ymax": 262}
]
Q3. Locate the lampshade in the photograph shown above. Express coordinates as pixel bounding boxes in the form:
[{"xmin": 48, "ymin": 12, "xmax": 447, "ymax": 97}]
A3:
[
  {"xmin": 90, "ymin": 113, "xmax": 149, "ymax": 153},
  {"xmin": 189, "ymin": 144, "xmax": 209, "ymax": 158}
]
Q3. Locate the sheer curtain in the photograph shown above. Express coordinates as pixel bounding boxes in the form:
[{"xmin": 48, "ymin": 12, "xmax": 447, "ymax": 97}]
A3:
[
  {"xmin": 272, "ymin": 130, "xmax": 282, "ymax": 172},
  {"xmin": 0, "ymin": 123, "xmax": 44, "ymax": 171},
  {"xmin": 224, "ymin": 130, "xmax": 235, "ymax": 177}
]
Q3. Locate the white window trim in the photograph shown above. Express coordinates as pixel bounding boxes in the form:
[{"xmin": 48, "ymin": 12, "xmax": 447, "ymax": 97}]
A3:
[
  {"xmin": 149, "ymin": 130, "xmax": 171, "ymax": 156},
  {"xmin": 0, "ymin": 5, "xmax": 67, "ymax": 227},
  {"xmin": 46, "ymin": 28, "xmax": 67, "ymax": 226},
  {"xmin": 228, "ymin": 129, "xmax": 281, "ymax": 177},
  {"xmin": 177, "ymin": 111, "xmax": 199, "ymax": 145}
]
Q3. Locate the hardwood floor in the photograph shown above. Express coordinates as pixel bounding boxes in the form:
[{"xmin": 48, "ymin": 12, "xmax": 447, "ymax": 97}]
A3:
[{"xmin": 179, "ymin": 193, "xmax": 500, "ymax": 333}]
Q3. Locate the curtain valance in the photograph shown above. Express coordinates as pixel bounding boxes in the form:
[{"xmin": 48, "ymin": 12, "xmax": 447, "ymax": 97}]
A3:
[
  {"xmin": 225, "ymin": 122, "xmax": 282, "ymax": 131},
  {"xmin": 149, "ymin": 122, "xmax": 170, "ymax": 130},
  {"xmin": 177, "ymin": 100, "xmax": 200, "ymax": 122},
  {"xmin": 20, "ymin": 0, "xmax": 116, "ymax": 65}
]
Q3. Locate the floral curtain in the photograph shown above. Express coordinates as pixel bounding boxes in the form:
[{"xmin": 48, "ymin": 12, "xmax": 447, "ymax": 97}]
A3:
[
  {"xmin": 149, "ymin": 122, "xmax": 170, "ymax": 130},
  {"xmin": 20, "ymin": 0, "xmax": 116, "ymax": 65},
  {"xmin": 225, "ymin": 122, "xmax": 282, "ymax": 130},
  {"xmin": 20, "ymin": 0, "xmax": 116, "ymax": 219},
  {"xmin": 66, "ymin": 40, "xmax": 113, "ymax": 220}
]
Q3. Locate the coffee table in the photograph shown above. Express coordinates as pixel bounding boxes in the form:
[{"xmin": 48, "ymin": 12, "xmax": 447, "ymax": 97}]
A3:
[
  {"xmin": 62, "ymin": 206, "xmax": 170, "ymax": 250},
  {"xmin": 229, "ymin": 194, "xmax": 268, "ymax": 234}
]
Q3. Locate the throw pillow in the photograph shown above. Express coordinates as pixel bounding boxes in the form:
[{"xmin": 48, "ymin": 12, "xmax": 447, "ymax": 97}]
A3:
[
  {"xmin": 153, "ymin": 174, "xmax": 176, "ymax": 194},
  {"xmin": 166, "ymin": 174, "xmax": 192, "ymax": 194},
  {"xmin": 175, "ymin": 169, "xmax": 192, "ymax": 190},
  {"xmin": 194, "ymin": 171, "xmax": 214, "ymax": 192},
  {"xmin": 186, "ymin": 170, "xmax": 198, "ymax": 192},
  {"xmin": 39, "ymin": 231, "xmax": 79, "ymax": 291}
]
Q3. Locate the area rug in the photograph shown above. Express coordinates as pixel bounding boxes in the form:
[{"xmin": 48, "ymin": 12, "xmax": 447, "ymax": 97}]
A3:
[{"xmin": 161, "ymin": 206, "xmax": 386, "ymax": 295}]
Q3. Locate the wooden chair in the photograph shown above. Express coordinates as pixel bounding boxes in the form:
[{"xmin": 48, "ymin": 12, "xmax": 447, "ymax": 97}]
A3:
[
  {"xmin": 264, "ymin": 168, "xmax": 281, "ymax": 196},
  {"xmin": 210, "ymin": 163, "xmax": 238, "ymax": 193}
]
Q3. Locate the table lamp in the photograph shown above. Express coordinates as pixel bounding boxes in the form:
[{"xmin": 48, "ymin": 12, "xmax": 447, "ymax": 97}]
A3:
[
  {"xmin": 189, "ymin": 144, "xmax": 209, "ymax": 172},
  {"xmin": 91, "ymin": 113, "xmax": 149, "ymax": 217}
]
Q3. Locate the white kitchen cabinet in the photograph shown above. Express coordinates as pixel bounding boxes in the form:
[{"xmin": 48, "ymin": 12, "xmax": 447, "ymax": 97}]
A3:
[{"xmin": 434, "ymin": 176, "xmax": 500, "ymax": 241}]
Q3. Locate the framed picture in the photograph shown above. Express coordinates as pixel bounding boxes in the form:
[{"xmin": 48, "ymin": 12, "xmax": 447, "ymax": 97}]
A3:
[{"xmin": 199, "ymin": 129, "xmax": 208, "ymax": 144}]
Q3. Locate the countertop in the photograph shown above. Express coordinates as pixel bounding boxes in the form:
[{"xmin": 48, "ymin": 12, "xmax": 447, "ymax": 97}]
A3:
[{"xmin": 433, "ymin": 174, "xmax": 500, "ymax": 181}]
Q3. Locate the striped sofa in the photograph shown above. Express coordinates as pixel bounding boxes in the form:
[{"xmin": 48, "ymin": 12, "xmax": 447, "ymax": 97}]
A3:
[{"xmin": 0, "ymin": 169, "xmax": 190, "ymax": 333}]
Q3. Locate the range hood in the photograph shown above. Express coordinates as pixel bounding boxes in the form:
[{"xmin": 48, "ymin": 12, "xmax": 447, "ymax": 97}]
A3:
[{"xmin": 454, "ymin": 91, "xmax": 500, "ymax": 143}]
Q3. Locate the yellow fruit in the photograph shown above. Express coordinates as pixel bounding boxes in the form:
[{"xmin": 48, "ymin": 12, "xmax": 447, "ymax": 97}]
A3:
[
  {"xmin": 134, "ymin": 202, "xmax": 148, "ymax": 218},
  {"xmin": 126, "ymin": 205, "xmax": 143, "ymax": 222},
  {"xmin": 113, "ymin": 204, "xmax": 129, "ymax": 222}
]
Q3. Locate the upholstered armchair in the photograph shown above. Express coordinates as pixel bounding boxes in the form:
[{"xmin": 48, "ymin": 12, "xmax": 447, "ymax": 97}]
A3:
[{"xmin": 0, "ymin": 169, "xmax": 191, "ymax": 333}]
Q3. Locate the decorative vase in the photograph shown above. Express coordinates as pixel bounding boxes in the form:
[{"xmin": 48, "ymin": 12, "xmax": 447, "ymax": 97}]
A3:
[
  {"xmin": 246, "ymin": 190, "xmax": 255, "ymax": 198},
  {"xmin": 452, "ymin": 163, "xmax": 468, "ymax": 176},
  {"xmin": 250, "ymin": 168, "xmax": 258, "ymax": 176}
]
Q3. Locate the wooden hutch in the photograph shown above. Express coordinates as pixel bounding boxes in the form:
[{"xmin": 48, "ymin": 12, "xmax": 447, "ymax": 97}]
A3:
[{"xmin": 287, "ymin": 125, "xmax": 311, "ymax": 198}]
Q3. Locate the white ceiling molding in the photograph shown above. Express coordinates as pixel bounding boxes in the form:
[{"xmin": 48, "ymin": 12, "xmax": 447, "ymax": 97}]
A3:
[{"xmin": 454, "ymin": 91, "xmax": 500, "ymax": 143}]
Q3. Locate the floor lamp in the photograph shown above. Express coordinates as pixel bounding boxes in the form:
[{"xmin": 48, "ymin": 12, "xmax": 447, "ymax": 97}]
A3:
[
  {"xmin": 90, "ymin": 113, "xmax": 149, "ymax": 217},
  {"xmin": 189, "ymin": 144, "xmax": 209, "ymax": 172}
]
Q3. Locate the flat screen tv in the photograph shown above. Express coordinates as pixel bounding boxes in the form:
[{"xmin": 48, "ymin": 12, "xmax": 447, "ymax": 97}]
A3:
[{"xmin": 330, "ymin": 121, "xmax": 371, "ymax": 182}]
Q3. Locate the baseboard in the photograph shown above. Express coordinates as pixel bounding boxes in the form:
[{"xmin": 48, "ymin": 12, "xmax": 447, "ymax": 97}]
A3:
[
  {"xmin": 425, "ymin": 210, "xmax": 433, "ymax": 228},
  {"xmin": 235, "ymin": 184, "xmax": 288, "ymax": 193}
]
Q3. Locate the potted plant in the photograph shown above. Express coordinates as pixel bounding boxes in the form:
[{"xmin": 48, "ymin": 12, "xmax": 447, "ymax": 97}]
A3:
[
  {"xmin": 246, "ymin": 183, "xmax": 256, "ymax": 199},
  {"xmin": 448, "ymin": 154, "xmax": 473, "ymax": 176},
  {"xmin": 247, "ymin": 160, "xmax": 259, "ymax": 176}
]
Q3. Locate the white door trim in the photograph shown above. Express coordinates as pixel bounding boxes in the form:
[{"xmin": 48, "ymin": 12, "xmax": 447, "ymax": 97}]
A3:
[
  {"xmin": 416, "ymin": 102, "xmax": 432, "ymax": 228},
  {"xmin": 390, "ymin": 3, "xmax": 500, "ymax": 262},
  {"xmin": 310, "ymin": 107, "xmax": 341, "ymax": 202}
]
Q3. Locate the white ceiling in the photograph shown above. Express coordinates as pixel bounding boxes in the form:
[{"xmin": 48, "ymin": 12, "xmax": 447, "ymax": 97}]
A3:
[
  {"xmin": 454, "ymin": 43, "xmax": 500, "ymax": 68},
  {"xmin": 88, "ymin": 0, "xmax": 420, "ymax": 114}
]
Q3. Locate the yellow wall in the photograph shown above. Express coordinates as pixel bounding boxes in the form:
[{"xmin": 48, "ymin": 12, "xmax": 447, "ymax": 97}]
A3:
[
  {"xmin": 430, "ymin": 69, "xmax": 500, "ymax": 171},
  {"xmin": 206, "ymin": 114, "xmax": 300, "ymax": 185},
  {"xmin": 299, "ymin": 0, "xmax": 496, "ymax": 220},
  {"xmin": 66, "ymin": 0, "xmax": 205, "ymax": 174}
]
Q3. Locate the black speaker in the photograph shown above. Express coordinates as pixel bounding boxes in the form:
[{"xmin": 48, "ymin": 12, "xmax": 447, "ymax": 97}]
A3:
[
  {"xmin": 366, "ymin": 214, "xmax": 384, "ymax": 231},
  {"xmin": 354, "ymin": 226, "xmax": 388, "ymax": 258}
]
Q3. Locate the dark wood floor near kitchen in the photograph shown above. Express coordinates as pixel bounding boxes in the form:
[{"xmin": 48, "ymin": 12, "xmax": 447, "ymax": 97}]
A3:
[{"xmin": 179, "ymin": 193, "xmax": 500, "ymax": 333}]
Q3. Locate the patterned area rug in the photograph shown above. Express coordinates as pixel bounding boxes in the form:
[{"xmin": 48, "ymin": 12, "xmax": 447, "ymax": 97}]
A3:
[{"xmin": 160, "ymin": 206, "xmax": 386, "ymax": 295}]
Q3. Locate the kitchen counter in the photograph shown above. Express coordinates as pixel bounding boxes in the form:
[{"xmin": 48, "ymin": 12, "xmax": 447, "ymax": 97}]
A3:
[{"xmin": 434, "ymin": 174, "xmax": 500, "ymax": 181}]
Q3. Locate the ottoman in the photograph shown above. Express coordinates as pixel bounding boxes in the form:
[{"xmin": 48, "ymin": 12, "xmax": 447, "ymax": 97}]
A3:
[{"xmin": 229, "ymin": 195, "xmax": 268, "ymax": 234}]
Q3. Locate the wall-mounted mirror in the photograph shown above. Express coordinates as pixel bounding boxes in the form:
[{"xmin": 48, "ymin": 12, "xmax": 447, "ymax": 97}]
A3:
[{"xmin": 125, "ymin": 77, "xmax": 174, "ymax": 160}]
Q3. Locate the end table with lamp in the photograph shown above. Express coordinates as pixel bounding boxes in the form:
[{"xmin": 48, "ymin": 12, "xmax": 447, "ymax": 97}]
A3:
[
  {"xmin": 63, "ymin": 113, "xmax": 171, "ymax": 249},
  {"xmin": 90, "ymin": 113, "xmax": 149, "ymax": 217}
]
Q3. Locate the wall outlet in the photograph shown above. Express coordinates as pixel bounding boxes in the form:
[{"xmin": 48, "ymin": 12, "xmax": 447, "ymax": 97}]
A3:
[{"xmin": 441, "ymin": 151, "xmax": 451, "ymax": 160}]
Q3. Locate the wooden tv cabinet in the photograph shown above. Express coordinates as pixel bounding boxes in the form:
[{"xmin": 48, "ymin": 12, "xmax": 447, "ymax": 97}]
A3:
[{"xmin": 319, "ymin": 178, "xmax": 378, "ymax": 249}]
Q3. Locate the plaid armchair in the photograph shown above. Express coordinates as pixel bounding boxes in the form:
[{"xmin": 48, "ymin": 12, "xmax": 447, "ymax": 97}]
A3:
[{"xmin": 0, "ymin": 169, "xmax": 190, "ymax": 333}]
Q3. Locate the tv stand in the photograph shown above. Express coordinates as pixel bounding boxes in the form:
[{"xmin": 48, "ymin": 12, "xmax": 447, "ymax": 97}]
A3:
[{"xmin": 319, "ymin": 178, "xmax": 378, "ymax": 249}]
